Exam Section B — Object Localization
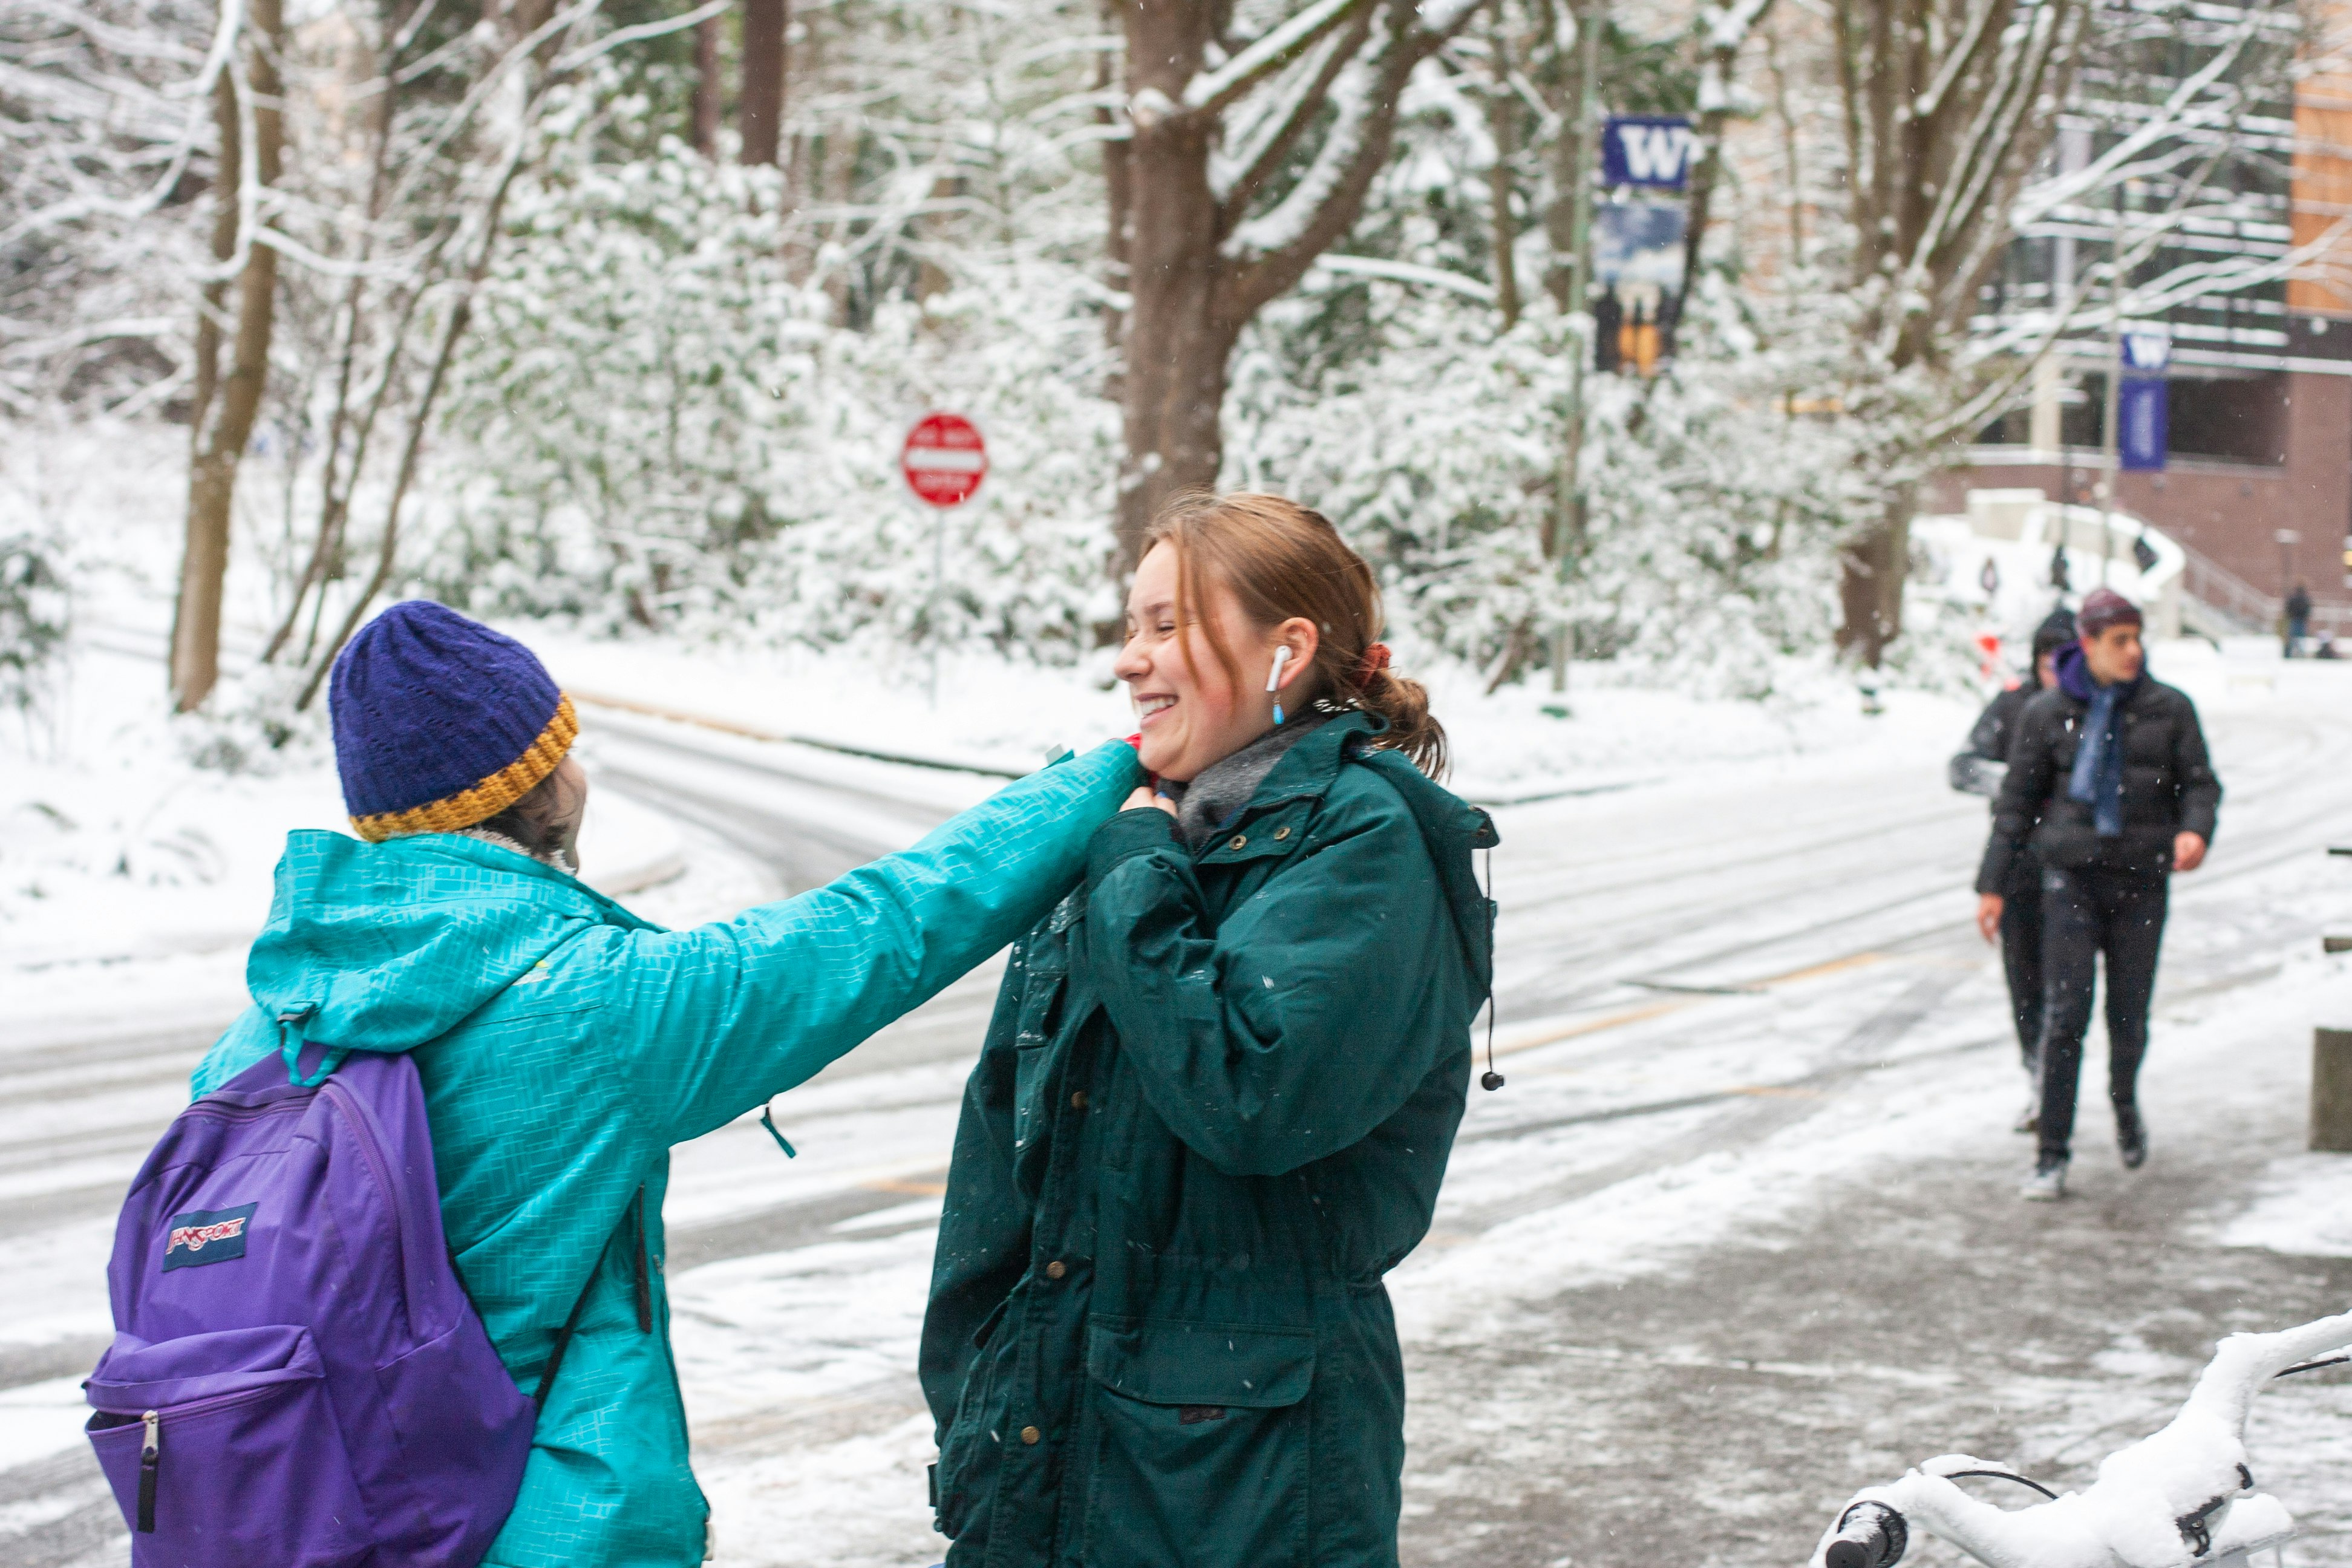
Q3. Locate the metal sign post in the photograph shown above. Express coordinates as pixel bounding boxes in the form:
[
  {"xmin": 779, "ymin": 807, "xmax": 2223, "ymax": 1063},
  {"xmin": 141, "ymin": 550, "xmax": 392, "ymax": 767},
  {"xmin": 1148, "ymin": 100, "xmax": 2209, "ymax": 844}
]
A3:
[
  {"xmin": 2098, "ymin": 186, "xmax": 2129, "ymax": 586},
  {"xmin": 899, "ymin": 412, "xmax": 989, "ymax": 708}
]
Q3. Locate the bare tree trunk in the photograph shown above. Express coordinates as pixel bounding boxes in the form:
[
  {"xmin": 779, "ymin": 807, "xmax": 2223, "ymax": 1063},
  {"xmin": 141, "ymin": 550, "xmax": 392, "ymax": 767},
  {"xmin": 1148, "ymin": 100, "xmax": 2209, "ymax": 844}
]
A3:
[
  {"xmin": 1835, "ymin": 492, "xmax": 1912, "ymax": 666},
  {"xmin": 692, "ymin": 15, "xmax": 724, "ymax": 156},
  {"xmin": 264, "ymin": 15, "xmax": 408, "ymax": 667},
  {"xmin": 1537, "ymin": 0, "xmax": 1590, "ymax": 312},
  {"xmin": 1483, "ymin": 18, "xmax": 1521, "ymax": 329},
  {"xmin": 1110, "ymin": 0, "xmax": 1468, "ymax": 571},
  {"xmin": 1099, "ymin": 13, "xmax": 1131, "ymax": 365},
  {"xmin": 1678, "ymin": 0, "xmax": 1778, "ymax": 320},
  {"xmin": 740, "ymin": 0, "xmax": 788, "ymax": 167},
  {"xmin": 1826, "ymin": 0, "xmax": 2089, "ymax": 667},
  {"xmin": 296, "ymin": 131, "xmax": 544, "ymax": 711},
  {"xmin": 172, "ymin": 0, "xmax": 286, "ymax": 712},
  {"xmin": 171, "ymin": 74, "xmax": 236, "ymax": 699},
  {"xmin": 1114, "ymin": 86, "xmax": 1229, "ymax": 560}
]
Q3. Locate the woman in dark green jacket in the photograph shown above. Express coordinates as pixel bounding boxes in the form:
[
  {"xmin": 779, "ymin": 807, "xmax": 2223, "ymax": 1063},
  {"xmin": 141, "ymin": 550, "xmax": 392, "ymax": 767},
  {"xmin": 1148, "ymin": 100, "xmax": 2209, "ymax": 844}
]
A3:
[{"xmin": 921, "ymin": 494, "xmax": 1498, "ymax": 1568}]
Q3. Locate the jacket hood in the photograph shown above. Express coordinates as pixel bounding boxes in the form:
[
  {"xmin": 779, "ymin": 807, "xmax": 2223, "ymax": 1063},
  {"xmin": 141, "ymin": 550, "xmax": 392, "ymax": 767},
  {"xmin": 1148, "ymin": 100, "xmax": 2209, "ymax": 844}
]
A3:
[
  {"xmin": 1253, "ymin": 711, "xmax": 1500, "ymax": 996},
  {"xmin": 247, "ymin": 830, "xmax": 655, "ymax": 1055}
]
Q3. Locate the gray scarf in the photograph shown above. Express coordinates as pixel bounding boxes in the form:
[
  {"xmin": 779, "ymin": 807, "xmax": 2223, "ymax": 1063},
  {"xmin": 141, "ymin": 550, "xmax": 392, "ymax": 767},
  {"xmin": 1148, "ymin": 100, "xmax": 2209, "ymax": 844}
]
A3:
[{"xmin": 1160, "ymin": 714, "xmax": 1327, "ymax": 850}]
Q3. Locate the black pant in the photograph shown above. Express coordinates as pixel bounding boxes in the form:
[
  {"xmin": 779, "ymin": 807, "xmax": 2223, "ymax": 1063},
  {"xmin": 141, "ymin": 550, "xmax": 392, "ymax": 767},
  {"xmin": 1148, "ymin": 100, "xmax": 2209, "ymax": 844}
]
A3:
[
  {"xmin": 1999, "ymin": 872, "xmax": 2045, "ymax": 1071},
  {"xmin": 2037, "ymin": 864, "xmax": 2167, "ymax": 1162}
]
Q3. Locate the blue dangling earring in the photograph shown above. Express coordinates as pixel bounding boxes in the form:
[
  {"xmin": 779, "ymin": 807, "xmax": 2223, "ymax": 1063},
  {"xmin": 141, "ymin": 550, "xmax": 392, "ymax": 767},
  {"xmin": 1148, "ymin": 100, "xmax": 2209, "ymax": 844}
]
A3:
[{"xmin": 1267, "ymin": 647, "xmax": 1292, "ymax": 725}]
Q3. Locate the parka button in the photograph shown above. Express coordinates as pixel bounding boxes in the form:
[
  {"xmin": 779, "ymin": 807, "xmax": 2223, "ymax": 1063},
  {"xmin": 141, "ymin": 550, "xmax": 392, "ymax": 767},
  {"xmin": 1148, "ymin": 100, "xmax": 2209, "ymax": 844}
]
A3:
[
  {"xmin": 1273, "ymin": 826, "xmax": 1290, "ymax": 840},
  {"xmin": 1021, "ymin": 1425, "xmax": 1042, "ymax": 1445},
  {"xmin": 1071, "ymin": 1091, "xmax": 1088, "ymax": 1110},
  {"xmin": 1045, "ymin": 1260, "xmax": 1067, "ymax": 1279},
  {"xmin": 1228, "ymin": 834, "xmax": 1248, "ymax": 851}
]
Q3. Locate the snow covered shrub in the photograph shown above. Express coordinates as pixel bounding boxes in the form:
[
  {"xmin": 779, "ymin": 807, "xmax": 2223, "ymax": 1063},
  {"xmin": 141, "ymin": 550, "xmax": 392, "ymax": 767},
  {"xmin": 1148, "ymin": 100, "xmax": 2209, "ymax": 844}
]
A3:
[
  {"xmin": 0, "ymin": 532, "xmax": 71, "ymax": 722},
  {"xmin": 1228, "ymin": 275, "xmax": 1890, "ymax": 698},
  {"xmin": 172, "ymin": 661, "xmax": 333, "ymax": 776},
  {"xmin": 424, "ymin": 80, "xmax": 1120, "ymax": 661}
]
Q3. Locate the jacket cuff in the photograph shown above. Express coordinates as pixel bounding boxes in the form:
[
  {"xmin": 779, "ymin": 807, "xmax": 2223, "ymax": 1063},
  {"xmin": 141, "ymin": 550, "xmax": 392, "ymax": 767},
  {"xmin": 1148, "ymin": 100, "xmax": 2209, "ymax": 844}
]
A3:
[
  {"xmin": 1087, "ymin": 807, "xmax": 1181, "ymax": 887},
  {"xmin": 1975, "ymin": 840, "xmax": 2014, "ymax": 897}
]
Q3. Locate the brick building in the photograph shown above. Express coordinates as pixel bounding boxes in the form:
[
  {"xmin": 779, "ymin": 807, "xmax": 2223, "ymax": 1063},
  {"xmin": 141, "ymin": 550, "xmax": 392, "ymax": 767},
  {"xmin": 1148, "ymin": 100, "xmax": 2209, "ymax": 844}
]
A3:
[{"xmin": 1929, "ymin": 2, "xmax": 2352, "ymax": 635}]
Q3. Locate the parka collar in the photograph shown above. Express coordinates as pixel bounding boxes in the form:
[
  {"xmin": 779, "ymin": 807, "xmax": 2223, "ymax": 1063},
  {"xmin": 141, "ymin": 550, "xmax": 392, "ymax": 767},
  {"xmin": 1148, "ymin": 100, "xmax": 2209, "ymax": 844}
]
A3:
[{"xmin": 1220, "ymin": 708, "xmax": 1383, "ymax": 815}]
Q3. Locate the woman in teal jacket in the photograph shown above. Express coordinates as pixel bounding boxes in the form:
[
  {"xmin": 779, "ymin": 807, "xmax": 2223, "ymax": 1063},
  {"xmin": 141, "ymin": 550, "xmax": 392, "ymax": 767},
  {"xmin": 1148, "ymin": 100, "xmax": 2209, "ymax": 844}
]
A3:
[
  {"xmin": 192, "ymin": 601, "xmax": 1140, "ymax": 1568},
  {"xmin": 921, "ymin": 496, "xmax": 1498, "ymax": 1568}
]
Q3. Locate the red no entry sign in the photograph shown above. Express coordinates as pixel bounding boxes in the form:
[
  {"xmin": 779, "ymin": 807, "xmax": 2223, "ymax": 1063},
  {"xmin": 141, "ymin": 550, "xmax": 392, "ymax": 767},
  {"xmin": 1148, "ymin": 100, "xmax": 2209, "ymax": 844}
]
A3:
[{"xmin": 901, "ymin": 412, "xmax": 988, "ymax": 508}]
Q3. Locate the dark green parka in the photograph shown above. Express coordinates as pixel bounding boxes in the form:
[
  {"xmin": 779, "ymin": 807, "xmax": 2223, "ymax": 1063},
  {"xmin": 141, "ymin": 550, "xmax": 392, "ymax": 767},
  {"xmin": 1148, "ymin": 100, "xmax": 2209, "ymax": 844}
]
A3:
[{"xmin": 920, "ymin": 712, "xmax": 1498, "ymax": 1568}]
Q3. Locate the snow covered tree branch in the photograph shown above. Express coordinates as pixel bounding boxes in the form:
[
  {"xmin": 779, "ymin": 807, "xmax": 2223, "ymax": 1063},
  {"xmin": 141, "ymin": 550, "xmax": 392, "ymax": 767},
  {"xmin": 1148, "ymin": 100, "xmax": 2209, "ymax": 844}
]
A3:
[{"xmin": 1108, "ymin": 0, "xmax": 1491, "ymax": 567}]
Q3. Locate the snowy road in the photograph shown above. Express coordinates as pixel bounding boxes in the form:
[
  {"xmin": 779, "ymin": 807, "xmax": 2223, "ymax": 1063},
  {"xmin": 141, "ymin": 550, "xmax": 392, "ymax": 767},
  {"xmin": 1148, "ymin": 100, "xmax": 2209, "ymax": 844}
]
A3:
[{"xmin": 5, "ymin": 657, "xmax": 2350, "ymax": 1568}]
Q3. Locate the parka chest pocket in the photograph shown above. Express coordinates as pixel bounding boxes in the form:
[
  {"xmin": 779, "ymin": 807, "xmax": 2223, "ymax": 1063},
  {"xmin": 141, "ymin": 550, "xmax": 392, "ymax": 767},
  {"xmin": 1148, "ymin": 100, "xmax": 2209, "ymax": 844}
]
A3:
[
  {"xmin": 1082, "ymin": 1318, "xmax": 1315, "ymax": 1568},
  {"xmin": 1195, "ymin": 804, "xmax": 1313, "ymax": 870},
  {"xmin": 1010, "ymin": 912, "xmax": 1077, "ymax": 1167},
  {"xmin": 1016, "ymin": 903, "xmax": 1077, "ymax": 1048}
]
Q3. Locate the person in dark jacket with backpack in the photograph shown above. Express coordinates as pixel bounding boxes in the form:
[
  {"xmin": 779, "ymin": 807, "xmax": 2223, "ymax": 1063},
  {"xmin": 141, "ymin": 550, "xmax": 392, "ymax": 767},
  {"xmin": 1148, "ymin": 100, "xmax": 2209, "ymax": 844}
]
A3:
[
  {"xmin": 921, "ymin": 495, "xmax": 1495, "ymax": 1568},
  {"xmin": 1974, "ymin": 588, "xmax": 2221, "ymax": 1201},
  {"xmin": 179, "ymin": 601, "xmax": 1142, "ymax": 1568},
  {"xmin": 1951, "ymin": 607, "xmax": 2076, "ymax": 1132}
]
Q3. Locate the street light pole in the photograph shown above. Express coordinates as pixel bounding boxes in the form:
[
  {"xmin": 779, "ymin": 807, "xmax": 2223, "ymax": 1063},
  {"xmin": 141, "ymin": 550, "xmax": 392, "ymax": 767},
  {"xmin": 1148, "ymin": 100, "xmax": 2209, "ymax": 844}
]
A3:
[
  {"xmin": 1550, "ymin": 0, "xmax": 1604, "ymax": 694},
  {"xmin": 2097, "ymin": 183, "xmax": 2127, "ymax": 589}
]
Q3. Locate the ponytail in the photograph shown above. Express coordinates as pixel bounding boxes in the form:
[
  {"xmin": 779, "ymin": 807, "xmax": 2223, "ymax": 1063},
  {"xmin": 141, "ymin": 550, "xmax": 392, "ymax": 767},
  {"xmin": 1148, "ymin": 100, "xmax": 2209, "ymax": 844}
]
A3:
[{"xmin": 1356, "ymin": 668, "xmax": 1447, "ymax": 780}]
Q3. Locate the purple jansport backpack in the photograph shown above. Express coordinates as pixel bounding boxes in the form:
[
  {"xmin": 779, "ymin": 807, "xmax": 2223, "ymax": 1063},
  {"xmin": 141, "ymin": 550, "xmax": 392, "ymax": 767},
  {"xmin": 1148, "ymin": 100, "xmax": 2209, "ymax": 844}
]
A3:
[{"xmin": 87, "ymin": 1044, "xmax": 538, "ymax": 1567}]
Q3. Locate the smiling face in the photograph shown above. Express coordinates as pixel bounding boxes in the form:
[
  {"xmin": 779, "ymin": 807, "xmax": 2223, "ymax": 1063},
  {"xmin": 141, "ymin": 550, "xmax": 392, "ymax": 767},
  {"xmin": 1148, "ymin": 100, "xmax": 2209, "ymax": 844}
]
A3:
[{"xmin": 1114, "ymin": 542, "xmax": 1317, "ymax": 783}]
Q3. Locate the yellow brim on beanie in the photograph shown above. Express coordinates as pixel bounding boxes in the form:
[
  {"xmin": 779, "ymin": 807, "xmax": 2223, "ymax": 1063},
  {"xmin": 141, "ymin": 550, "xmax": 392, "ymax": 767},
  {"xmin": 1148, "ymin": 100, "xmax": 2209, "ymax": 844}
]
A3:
[{"xmin": 349, "ymin": 694, "xmax": 579, "ymax": 843}]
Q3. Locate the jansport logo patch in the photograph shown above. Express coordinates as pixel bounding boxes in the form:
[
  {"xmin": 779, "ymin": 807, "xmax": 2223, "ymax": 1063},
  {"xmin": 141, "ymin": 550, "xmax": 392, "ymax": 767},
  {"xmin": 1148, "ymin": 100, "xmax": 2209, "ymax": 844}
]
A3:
[{"xmin": 162, "ymin": 1203, "xmax": 258, "ymax": 1270}]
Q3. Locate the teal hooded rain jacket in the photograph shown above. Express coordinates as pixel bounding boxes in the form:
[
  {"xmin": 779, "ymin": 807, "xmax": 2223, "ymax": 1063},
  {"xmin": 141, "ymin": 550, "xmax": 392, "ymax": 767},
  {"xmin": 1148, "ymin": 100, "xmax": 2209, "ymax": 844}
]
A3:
[{"xmin": 192, "ymin": 741, "xmax": 1142, "ymax": 1568}]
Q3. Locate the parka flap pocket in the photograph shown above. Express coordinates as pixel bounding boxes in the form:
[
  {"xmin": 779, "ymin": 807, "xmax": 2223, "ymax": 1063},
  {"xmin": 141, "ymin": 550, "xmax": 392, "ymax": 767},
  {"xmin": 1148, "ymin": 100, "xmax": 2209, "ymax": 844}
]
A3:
[
  {"xmin": 1197, "ymin": 806, "xmax": 1312, "ymax": 867},
  {"xmin": 1085, "ymin": 1318, "xmax": 1314, "ymax": 1408}
]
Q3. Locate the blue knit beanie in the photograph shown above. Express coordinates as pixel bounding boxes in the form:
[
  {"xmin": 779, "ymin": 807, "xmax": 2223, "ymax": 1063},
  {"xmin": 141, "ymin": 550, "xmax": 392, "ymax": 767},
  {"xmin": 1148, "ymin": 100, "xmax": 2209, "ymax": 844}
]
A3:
[{"xmin": 328, "ymin": 601, "xmax": 577, "ymax": 842}]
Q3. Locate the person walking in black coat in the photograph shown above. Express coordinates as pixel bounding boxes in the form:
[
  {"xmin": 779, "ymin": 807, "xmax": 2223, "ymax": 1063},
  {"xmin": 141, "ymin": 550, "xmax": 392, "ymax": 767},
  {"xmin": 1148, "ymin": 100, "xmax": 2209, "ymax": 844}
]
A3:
[
  {"xmin": 1974, "ymin": 588, "xmax": 2222, "ymax": 1201},
  {"xmin": 1951, "ymin": 608, "xmax": 2077, "ymax": 1131},
  {"xmin": 2284, "ymin": 583, "xmax": 2313, "ymax": 658}
]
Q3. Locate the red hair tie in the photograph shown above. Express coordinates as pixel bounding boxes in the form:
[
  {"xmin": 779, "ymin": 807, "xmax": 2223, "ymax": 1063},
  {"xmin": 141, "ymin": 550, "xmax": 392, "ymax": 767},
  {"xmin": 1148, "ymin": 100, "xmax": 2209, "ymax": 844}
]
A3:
[{"xmin": 1354, "ymin": 642, "xmax": 1391, "ymax": 688}]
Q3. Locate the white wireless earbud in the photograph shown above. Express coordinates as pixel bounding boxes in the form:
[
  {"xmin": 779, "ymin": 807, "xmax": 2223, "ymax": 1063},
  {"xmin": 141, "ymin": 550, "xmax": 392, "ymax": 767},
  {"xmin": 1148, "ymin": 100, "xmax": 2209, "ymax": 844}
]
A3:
[{"xmin": 1268, "ymin": 647, "xmax": 1293, "ymax": 725}]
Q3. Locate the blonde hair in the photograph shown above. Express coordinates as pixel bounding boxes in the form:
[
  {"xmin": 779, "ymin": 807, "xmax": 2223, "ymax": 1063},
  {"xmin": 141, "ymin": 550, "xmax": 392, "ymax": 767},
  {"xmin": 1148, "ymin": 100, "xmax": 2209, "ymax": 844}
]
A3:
[{"xmin": 1143, "ymin": 491, "xmax": 1447, "ymax": 779}]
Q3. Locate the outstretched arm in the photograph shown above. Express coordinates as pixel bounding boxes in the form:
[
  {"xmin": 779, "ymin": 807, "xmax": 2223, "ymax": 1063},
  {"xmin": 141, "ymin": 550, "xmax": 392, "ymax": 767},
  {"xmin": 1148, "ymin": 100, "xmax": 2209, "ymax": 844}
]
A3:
[{"xmin": 619, "ymin": 742, "xmax": 1143, "ymax": 1145}]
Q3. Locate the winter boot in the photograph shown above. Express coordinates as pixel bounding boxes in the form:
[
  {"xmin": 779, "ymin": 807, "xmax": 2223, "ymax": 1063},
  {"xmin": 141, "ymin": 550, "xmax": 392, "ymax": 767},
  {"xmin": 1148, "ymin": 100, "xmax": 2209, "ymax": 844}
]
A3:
[
  {"xmin": 2115, "ymin": 1102, "xmax": 2148, "ymax": 1170},
  {"xmin": 2019, "ymin": 1157, "xmax": 2068, "ymax": 1202}
]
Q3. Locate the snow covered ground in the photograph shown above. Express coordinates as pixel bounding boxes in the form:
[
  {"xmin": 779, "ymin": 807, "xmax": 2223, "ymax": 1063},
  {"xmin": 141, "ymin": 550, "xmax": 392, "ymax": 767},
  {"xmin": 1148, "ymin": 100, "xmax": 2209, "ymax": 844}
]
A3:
[{"xmin": 4, "ymin": 424, "xmax": 2349, "ymax": 1567}]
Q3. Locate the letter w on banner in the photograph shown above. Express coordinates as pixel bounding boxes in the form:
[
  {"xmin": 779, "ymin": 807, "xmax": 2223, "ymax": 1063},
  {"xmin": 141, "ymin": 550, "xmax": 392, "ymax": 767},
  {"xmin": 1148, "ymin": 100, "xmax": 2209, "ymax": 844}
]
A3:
[{"xmin": 1602, "ymin": 117, "xmax": 1695, "ymax": 190}]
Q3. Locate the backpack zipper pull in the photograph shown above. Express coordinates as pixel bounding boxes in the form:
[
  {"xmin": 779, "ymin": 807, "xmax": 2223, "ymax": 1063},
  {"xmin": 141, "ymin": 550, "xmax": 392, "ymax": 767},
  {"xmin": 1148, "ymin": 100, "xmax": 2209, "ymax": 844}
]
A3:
[{"xmin": 137, "ymin": 1410, "xmax": 159, "ymax": 1532}]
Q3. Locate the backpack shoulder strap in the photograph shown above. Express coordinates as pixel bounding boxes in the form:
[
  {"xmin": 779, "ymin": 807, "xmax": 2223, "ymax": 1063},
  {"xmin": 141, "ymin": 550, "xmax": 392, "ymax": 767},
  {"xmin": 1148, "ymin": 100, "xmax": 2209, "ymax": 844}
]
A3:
[
  {"xmin": 532, "ymin": 1184, "xmax": 653, "ymax": 1410},
  {"xmin": 534, "ymin": 1269, "xmax": 597, "ymax": 1410}
]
